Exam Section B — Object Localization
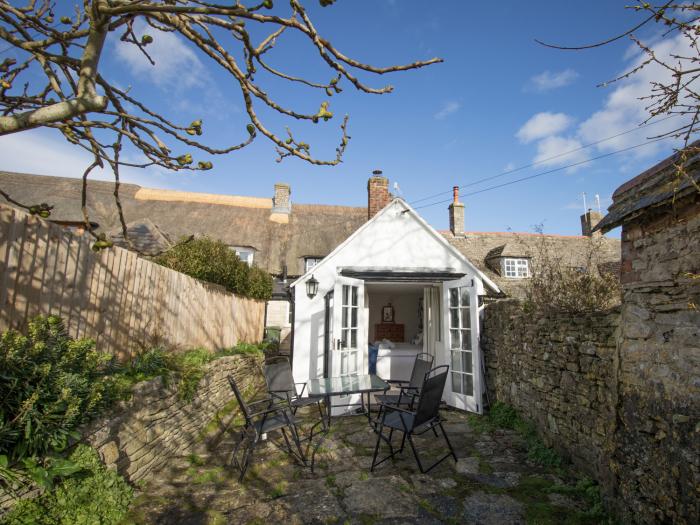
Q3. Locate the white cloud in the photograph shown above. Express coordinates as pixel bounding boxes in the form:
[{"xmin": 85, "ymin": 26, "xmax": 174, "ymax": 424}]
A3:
[
  {"xmin": 0, "ymin": 128, "xmax": 174, "ymax": 188},
  {"xmin": 114, "ymin": 21, "xmax": 206, "ymax": 89},
  {"xmin": 527, "ymin": 69, "xmax": 579, "ymax": 92},
  {"xmin": 516, "ymin": 112, "xmax": 574, "ymax": 143},
  {"xmin": 578, "ymin": 32, "xmax": 695, "ymax": 155},
  {"xmin": 533, "ymin": 136, "xmax": 589, "ymax": 172},
  {"xmin": 434, "ymin": 101, "xmax": 461, "ymax": 120}
]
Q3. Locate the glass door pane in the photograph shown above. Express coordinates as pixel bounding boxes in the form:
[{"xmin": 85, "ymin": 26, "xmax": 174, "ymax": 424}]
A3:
[{"xmin": 449, "ymin": 285, "xmax": 474, "ymax": 396}]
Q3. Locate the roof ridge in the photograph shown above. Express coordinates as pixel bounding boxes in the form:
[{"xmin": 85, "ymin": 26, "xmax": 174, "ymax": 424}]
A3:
[{"xmin": 440, "ymin": 230, "xmax": 592, "ymax": 239}]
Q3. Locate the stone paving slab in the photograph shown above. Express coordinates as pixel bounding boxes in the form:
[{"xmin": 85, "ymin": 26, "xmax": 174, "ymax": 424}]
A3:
[{"xmin": 123, "ymin": 408, "xmax": 604, "ymax": 524}]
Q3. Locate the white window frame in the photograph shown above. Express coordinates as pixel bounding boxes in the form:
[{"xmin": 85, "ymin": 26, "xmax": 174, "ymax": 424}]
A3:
[
  {"xmin": 503, "ymin": 258, "xmax": 529, "ymax": 278},
  {"xmin": 304, "ymin": 257, "xmax": 323, "ymax": 273},
  {"xmin": 232, "ymin": 246, "xmax": 254, "ymax": 266}
]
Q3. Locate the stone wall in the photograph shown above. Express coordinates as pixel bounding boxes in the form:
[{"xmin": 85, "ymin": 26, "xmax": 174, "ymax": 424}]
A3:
[
  {"xmin": 611, "ymin": 196, "xmax": 699, "ymax": 524},
  {"xmin": 482, "ymin": 210, "xmax": 699, "ymax": 525},
  {"xmin": 83, "ymin": 353, "xmax": 264, "ymax": 483},
  {"xmin": 482, "ymin": 300, "xmax": 619, "ymax": 478}
]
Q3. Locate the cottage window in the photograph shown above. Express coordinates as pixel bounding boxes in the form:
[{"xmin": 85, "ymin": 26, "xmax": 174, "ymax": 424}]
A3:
[
  {"xmin": 232, "ymin": 247, "xmax": 254, "ymax": 266},
  {"xmin": 503, "ymin": 258, "xmax": 529, "ymax": 278},
  {"xmin": 304, "ymin": 257, "xmax": 323, "ymax": 273}
]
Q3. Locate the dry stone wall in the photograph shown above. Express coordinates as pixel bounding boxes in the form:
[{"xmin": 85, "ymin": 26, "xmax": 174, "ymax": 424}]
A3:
[
  {"xmin": 611, "ymin": 198, "xmax": 699, "ymax": 524},
  {"xmin": 482, "ymin": 300, "xmax": 619, "ymax": 478},
  {"xmin": 83, "ymin": 353, "xmax": 264, "ymax": 483}
]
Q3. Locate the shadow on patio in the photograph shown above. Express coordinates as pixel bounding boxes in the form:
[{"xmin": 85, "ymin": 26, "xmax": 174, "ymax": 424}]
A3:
[{"xmin": 123, "ymin": 408, "xmax": 604, "ymax": 525}]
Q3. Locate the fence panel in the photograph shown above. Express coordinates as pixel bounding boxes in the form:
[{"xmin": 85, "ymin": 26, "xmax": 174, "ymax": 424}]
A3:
[{"xmin": 0, "ymin": 204, "xmax": 264, "ymax": 360}]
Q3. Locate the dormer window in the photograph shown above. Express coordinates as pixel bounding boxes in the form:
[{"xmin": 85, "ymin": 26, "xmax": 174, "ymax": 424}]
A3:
[
  {"xmin": 232, "ymin": 246, "xmax": 254, "ymax": 266},
  {"xmin": 305, "ymin": 256, "xmax": 323, "ymax": 273},
  {"xmin": 503, "ymin": 258, "xmax": 529, "ymax": 278}
]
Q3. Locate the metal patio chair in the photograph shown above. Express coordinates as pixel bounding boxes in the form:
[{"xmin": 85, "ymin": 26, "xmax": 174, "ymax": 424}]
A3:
[
  {"xmin": 227, "ymin": 374, "xmax": 306, "ymax": 481},
  {"xmin": 264, "ymin": 356, "xmax": 326, "ymax": 421},
  {"xmin": 375, "ymin": 352, "xmax": 434, "ymax": 410},
  {"xmin": 370, "ymin": 365, "xmax": 457, "ymax": 473}
]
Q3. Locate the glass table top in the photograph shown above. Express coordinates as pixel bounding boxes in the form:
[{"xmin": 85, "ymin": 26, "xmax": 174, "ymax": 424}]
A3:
[{"xmin": 307, "ymin": 374, "xmax": 389, "ymax": 397}]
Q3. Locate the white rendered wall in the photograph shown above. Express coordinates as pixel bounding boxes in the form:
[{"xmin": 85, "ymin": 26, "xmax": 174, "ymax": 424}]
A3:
[{"xmin": 292, "ymin": 201, "xmax": 484, "ymax": 385}]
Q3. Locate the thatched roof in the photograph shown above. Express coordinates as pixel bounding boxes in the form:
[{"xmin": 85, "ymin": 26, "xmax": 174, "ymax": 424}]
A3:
[
  {"xmin": 0, "ymin": 171, "xmax": 620, "ymax": 298},
  {"xmin": 0, "ymin": 171, "xmax": 366, "ymax": 276}
]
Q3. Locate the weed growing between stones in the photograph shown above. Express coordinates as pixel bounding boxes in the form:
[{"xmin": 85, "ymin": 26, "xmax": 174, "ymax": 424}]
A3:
[
  {"xmin": 270, "ymin": 481, "xmax": 288, "ymax": 498},
  {"xmin": 468, "ymin": 403, "xmax": 614, "ymax": 523},
  {"xmin": 468, "ymin": 402, "xmax": 562, "ymax": 468}
]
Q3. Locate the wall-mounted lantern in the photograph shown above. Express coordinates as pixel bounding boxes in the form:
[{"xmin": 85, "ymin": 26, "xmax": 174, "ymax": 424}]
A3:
[{"xmin": 306, "ymin": 275, "xmax": 319, "ymax": 299}]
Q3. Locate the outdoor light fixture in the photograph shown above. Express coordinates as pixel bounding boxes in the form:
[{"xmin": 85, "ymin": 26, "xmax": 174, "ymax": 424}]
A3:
[{"xmin": 306, "ymin": 275, "xmax": 319, "ymax": 299}]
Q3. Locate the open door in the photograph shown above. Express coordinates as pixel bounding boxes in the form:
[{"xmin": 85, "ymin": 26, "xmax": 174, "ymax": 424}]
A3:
[
  {"xmin": 331, "ymin": 276, "xmax": 366, "ymax": 378},
  {"xmin": 441, "ymin": 276, "xmax": 482, "ymax": 413}
]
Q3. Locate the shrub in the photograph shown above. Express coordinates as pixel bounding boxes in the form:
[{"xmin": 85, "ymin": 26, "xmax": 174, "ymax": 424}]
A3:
[
  {"xmin": 520, "ymin": 231, "xmax": 621, "ymax": 314},
  {"xmin": 154, "ymin": 237, "xmax": 272, "ymax": 300},
  {"xmin": 2, "ymin": 444, "xmax": 133, "ymax": 525},
  {"xmin": 0, "ymin": 317, "xmax": 119, "ymax": 461}
]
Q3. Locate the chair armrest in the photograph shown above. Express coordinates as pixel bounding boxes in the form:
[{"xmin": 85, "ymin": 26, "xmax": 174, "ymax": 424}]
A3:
[
  {"xmin": 294, "ymin": 382, "xmax": 307, "ymax": 397},
  {"xmin": 386, "ymin": 379, "xmax": 409, "ymax": 385},
  {"xmin": 377, "ymin": 403, "xmax": 415, "ymax": 416},
  {"xmin": 248, "ymin": 404, "xmax": 293, "ymax": 420},
  {"xmin": 247, "ymin": 398, "xmax": 274, "ymax": 408}
]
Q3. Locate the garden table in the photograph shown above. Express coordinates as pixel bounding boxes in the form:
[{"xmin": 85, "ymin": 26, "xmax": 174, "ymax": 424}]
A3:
[
  {"xmin": 305, "ymin": 374, "xmax": 389, "ymax": 470},
  {"xmin": 307, "ymin": 373, "xmax": 389, "ymax": 428}
]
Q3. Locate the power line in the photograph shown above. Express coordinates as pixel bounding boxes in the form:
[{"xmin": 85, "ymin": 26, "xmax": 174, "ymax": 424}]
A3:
[
  {"xmin": 411, "ymin": 136, "xmax": 671, "ymax": 212},
  {"xmin": 408, "ymin": 115, "xmax": 679, "ymax": 206}
]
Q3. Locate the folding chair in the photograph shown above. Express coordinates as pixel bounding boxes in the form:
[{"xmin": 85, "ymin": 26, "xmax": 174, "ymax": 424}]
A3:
[
  {"xmin": 375, "ymin": 352, "xmax": 434, "ymax": 409},
  {"xmin": 264, "ymin": 356, "xmax": 326, "ymax": 423},
  {"xmin": 227, "ymin": 374, "xmax": 306, "ymax": 481},
  {"xmin": 370, "ymin": 365, "xmax": 457, "ymax": 473}
]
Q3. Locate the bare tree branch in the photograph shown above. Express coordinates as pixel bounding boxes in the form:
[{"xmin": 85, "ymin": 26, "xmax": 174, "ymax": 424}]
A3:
[{"xmin": 0, "ymin": 0, "xmax": 441, "ymax": 251}]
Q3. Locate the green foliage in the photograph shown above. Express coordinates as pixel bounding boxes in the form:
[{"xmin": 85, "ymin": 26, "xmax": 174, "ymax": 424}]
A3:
[
  {"xmin": 154, "ymin": 236, "xmax": 272, "ymax": 300},
  {"xmin": 469, "ymin": 402, "xmax": 562, "ymax": 468},
  {"xmin": 2, "ymin": 445, "xmax": 133, "ymax": 525},
  {"xmin": 0, "ymin": 317, "xmax": 119, "ymax": 462}
]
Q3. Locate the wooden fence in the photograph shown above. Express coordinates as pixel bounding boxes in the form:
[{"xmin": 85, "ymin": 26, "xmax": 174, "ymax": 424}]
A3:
[{"xmin": 0, "ymin": 204, "xmax": 264, "ymax": 360}]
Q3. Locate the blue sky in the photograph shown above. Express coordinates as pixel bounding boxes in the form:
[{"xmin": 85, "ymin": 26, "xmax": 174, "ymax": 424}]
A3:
[{"xmin": 1, "ymin": 0, "xmax": 693, "ymax": 236}]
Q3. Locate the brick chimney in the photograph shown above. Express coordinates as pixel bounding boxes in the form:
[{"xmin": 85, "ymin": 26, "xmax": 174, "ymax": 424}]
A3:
[
  {"xmin": 448, "ymin": 186, "xmax": 464, "ymax": 236},
  {"xmin": 367, "ymin": 170, "xmax": 390, "ymax": 220},
  {"xmin": 580, "ymin": 209, "xmax": 603, "ymax": 237}
]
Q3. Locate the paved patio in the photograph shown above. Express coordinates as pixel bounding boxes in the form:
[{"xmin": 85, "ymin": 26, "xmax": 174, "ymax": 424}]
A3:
[{"xmin": 124, "ymin": 408, "xmax": 602, "ymax": 524}]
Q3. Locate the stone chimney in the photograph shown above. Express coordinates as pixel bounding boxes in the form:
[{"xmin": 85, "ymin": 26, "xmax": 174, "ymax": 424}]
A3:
[
  {"xmin": 580, "ymin": 209, "xmax": 603, "ymax": 237},
  {"xmin": 270, "ymin": 182, "xmax": 291, "ymax": 223},
  {"xmin": 448, "ymin": 186, "xmax": 464, "ymax": 236},
  {"xmin": 367, "ymin": 170, "xmax": 390, "ymax": 220}
]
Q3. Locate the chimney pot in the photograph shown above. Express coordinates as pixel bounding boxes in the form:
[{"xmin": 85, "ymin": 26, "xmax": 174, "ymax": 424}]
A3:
[
  {"xmin": 367, "ymin": 172, "xmax": 390, "ymax": 220},
  {"xmin": 453, "ymin": 186, "xmax": 459, "ymax": 204}
]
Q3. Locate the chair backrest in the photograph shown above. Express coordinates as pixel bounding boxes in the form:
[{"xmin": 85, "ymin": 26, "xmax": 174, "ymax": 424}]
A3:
[
  {"xmin": 413, "ymin": 365, "xmax": 448, "ymax": 428},
  {"xmin": 264, "ymin": 357, "xmax": 295, "ymax": 397},
  {"xmin": 227, "ymin": 374, "xmax": 252, "ymax": 423},
  {"xmin": 408, "ymin": 353, "xmax": 434, "ymax": 389}
]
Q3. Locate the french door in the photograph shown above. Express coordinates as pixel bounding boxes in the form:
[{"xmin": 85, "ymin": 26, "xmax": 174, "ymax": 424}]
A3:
[
  {"xmin": 442, "ymin": 276, "xmax": 482, "ymax": 413},
  {"xmin": 331, "ymin": 276, "xmax": 366, "ymax": 378}
]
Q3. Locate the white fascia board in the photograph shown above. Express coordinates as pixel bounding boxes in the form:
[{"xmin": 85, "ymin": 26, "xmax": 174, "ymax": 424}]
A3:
[{"xmin": 290, "ymin": 198, "xmax": 500, "ymax": 294}]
